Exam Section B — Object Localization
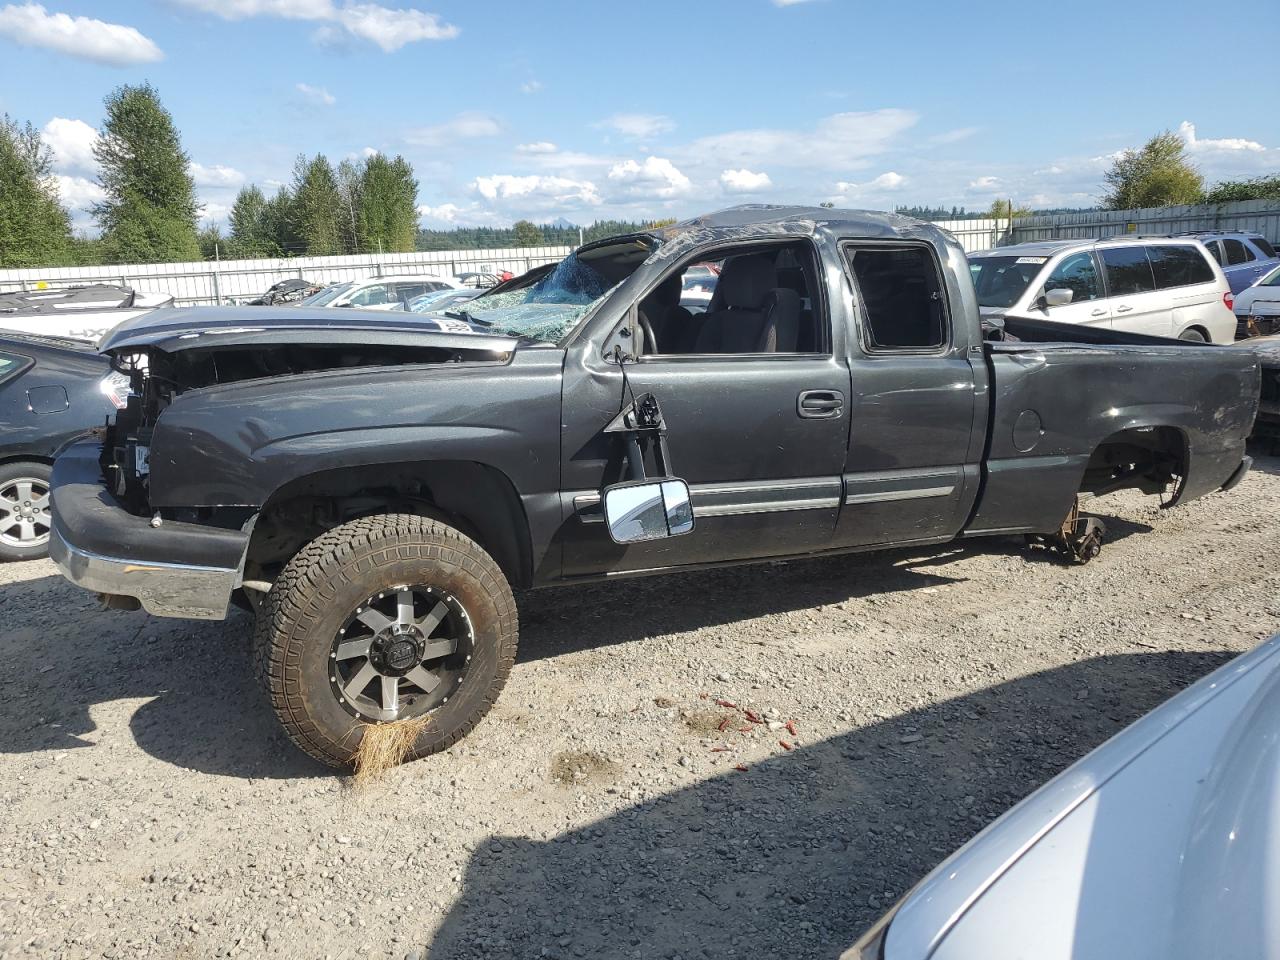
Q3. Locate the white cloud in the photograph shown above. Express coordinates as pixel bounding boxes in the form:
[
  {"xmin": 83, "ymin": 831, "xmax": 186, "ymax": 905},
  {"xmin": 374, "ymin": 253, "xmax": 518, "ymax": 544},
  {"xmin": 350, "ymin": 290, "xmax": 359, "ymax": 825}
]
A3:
[
  {"xmin": 296, "ymin": 82, "xmax": 335, "ymax": 106},
  {"xmin": 0, "ymin": 3, "xmax": 163, "ymax": 66},
  {"xmin": 472, "ymin": 174, "xmax": 602, "ymax": 208},
  {"xmin": 931, "ymin": 127, "xmax": 979, "ymax": 145},
  {"xmin": 607, "ymin": 156, "xmax": 691, "ymax": 198},
  {"xmin": 41, "ymin": 117, "xmax": 98, "ymax": 175},
  {"xmin": 1178, "ymin": 120, "xmax": 1264, "ymax": 153},
  {"xmin": 189, "ymin": 162, "xmax": 245, "ymax": 188},
  {"xmin": 521, "ymin": 79, "xmax": 543, "ymax": 94},
  {"xmin": 53, "ymin": 174, "xmax": 105, "ymax": 209},
  {"xmin": 517, "ymin": 141, "xmax": 558, "ymax": 155},
  {"xmin": 677, "ymin": 109, "xmax": 917, "ymax": 172},
  {"xmin": 968, "ymin": 175, "xmax": 1000, "ymax": 190},
  {"xmin": 833, "ymin": 171, "xmax": 906, "ymax": 195},
  {"xmin": 418, "ymin": 202, "xmax": 463, "ymax": 222},
  {"xmin": 172, "ymin": 0, "xmax": 457, "ymax": 52},
  {"xmin": 406, "ymin": 112, "xmax": 501, "ymax": 147},
  {"xmin": 720, "ymin": 168, "xmax": 772, "ymax": 193},
  {"xmin": 602, "ymin": 113, "xmax": 675, "ymax": 140}
]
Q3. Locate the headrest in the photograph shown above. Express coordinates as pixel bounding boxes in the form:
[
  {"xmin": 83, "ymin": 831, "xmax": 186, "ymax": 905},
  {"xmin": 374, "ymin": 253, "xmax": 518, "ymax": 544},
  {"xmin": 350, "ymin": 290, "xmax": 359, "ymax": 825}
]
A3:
[
  {"xmin": 654, "ymin": 273, "xmax": 683, "ymax": 307},
  {"xmin": 718, "ymin": 255, "xmax": 777, "ymax": 308}
]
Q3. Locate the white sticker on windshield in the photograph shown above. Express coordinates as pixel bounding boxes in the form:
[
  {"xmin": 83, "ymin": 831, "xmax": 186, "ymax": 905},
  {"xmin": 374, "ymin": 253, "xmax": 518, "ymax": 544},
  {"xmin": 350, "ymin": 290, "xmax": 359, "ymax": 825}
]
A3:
[{"xmin": 1015, "ymin": 256, "xmax": 1048, "ymax": 264}]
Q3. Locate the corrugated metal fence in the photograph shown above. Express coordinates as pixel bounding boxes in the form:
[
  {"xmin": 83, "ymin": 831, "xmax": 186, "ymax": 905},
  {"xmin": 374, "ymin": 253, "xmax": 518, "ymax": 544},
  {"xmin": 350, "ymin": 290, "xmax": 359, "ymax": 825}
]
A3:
[
  {"xmin": 0, "ymin": 246, "xmax": 574, "ymax": 306},
  {"xmin": 0, "ymin": 199, "xmax": 1275, "ymax": 304}
]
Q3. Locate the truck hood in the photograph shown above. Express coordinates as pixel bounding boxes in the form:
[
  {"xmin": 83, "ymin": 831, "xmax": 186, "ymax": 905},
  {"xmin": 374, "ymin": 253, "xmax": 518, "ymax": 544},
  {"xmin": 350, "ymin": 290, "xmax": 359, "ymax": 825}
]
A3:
[{"xmin": 98, "ymin": 304, "xmax": 519, "ymax": 356}]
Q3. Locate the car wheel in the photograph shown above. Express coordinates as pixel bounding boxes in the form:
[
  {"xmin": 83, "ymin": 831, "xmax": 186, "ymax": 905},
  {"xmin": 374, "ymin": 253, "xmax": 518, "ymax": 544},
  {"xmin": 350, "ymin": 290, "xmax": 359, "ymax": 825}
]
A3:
[
  {"xmin": 0, "ymin": 461, "xmax": 53, "ymax": 561},
  {"xmin": 254, "ymin": 514, "xmax": 518, "ymax": 768},
  {"xmin": 1178, "ymin": 328, "xmax": 1207, "ymax": 342}
]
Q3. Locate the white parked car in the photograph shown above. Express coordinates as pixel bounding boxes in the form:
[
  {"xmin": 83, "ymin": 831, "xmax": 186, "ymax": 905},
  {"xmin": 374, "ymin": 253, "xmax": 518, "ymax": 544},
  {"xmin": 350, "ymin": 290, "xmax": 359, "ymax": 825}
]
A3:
[
  {"xmin": 0, "ymin": 284, "xmax": 173, "ymax": 341},
  {"xmin": 968, "ymin": 237, "xmax": 1236, "ymax": 342},
  {"xmin": 848, "ymin": 634, "xmax": 1280, "ymax": 960},
  {"xmin": 1235, "ymin": 262, "xmax": 1280, "ymax": 337},
  {"xmin": 300, "ymin": 274, "xmax": 463, "ymax": 311}
]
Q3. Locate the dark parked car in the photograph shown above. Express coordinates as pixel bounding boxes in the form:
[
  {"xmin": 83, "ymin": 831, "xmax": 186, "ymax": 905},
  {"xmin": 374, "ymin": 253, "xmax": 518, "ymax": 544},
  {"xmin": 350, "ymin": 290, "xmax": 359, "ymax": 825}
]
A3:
[
  {"xmin": 0, "ymin": 331, "xmax": 124, "ymax": 560},
  {"xmin": 1239, "ymin": 333, "xmax": 1280, "ymax": 444},
  {"xmin": 47, "ymin": 206, "xmax": 1259, "ymax": 767},
  {"xmin": 245, "ymin": 278, "xmax": 324, "ymax": 306}
]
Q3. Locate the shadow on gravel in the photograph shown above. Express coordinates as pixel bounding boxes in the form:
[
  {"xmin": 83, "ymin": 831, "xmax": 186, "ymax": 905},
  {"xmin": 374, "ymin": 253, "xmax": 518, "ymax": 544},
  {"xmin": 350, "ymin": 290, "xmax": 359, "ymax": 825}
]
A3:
[
  {"xmin": 0, "ymin": 576, "xmax": 327, "ymax": 779},
  {"xmin": 516, "ymin": 516, "xmax": 1153, "ymax": 662},
  {"xmin": 1245, "ymin": 445, "xmax": 1280, "ymax": 475},
  {"xmin": 427, "ymin": 649, "xmax": 1236, "ymax": 960}
]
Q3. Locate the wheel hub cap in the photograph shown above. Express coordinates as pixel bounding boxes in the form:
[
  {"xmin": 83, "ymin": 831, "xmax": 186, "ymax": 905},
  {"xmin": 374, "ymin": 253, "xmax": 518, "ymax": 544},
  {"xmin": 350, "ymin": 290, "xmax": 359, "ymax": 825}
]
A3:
[
  {"xmin": 329, "ymin": 585, "xmax": 474, "ymax": 722},
  {"xmin": 0, "ymin": 477, "xmax": 51, "ymax": 548}
]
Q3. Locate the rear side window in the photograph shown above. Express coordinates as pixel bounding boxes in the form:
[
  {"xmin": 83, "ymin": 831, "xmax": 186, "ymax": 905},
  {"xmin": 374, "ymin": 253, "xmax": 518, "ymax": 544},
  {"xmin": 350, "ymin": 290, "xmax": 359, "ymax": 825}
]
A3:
[
  {"xmin": 846, "ymin": 245, "xmax": 948, "ymax": 351},
  {"xmin": 0, "ymin": 352, "xmax": 27, "ymax": 386},
  {"xmin": 1201, "ymin": 239, "xmax": 1223, "ymax": 265},
  {"xmin": 1147, "ymin": 245, "xmax": 1216, "ymax": 289},
  {"xmin": 1100, "ymin": 247, "xmax": 1156, "ymax": 295},
  {"xmin": 1223, "ymin": 238, "xmax": 1254, "ymax": 265},
  {"xmin": 1251, "ymin": 237, "xmax": 1277, "ymax": 259},
  {"xmin": 1044, "ymin": 251, "xmax": 1100, "ymax": 301}
]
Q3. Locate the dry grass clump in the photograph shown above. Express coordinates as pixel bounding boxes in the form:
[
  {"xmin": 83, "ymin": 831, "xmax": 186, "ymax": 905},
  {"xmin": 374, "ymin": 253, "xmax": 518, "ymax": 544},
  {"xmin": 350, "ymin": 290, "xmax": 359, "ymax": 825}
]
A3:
[{"xmin": 349, "ymin": 715, "xmax": 431, "ymax": 787}]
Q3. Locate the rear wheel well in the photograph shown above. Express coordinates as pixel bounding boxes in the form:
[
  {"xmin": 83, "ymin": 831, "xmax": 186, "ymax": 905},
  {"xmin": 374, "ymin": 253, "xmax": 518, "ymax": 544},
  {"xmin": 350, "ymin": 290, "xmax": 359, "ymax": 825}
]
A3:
[
  {"xmin": 244, "ymin": 460, "xmax": 532, "ymax": 588},
  {"xmin": 1081, "ymin": 426, "xmax": 1187, "ymax": 498},
  {"xmin": 1179, "ymin": 324, "xmax": 1211, "ymax": 342}
]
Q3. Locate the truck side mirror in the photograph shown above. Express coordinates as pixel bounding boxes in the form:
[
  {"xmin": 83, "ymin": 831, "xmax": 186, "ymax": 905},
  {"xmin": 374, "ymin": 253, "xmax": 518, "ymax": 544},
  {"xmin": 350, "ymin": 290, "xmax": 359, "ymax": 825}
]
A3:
[
  {"xmin": 1045, "ymin": 288, "xmax": 1074, "ymax": 307},
  {"xmin": 602, "ymin": 479, "xmax": 694, "ymax": 544}
]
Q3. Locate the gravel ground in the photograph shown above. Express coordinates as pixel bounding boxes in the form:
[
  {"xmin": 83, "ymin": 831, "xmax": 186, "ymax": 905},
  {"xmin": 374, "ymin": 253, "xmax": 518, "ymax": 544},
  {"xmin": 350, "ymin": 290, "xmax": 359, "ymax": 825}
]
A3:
[{"xmin": 2, "ymin": 449, "xmax": 1279, "ymax": 960}]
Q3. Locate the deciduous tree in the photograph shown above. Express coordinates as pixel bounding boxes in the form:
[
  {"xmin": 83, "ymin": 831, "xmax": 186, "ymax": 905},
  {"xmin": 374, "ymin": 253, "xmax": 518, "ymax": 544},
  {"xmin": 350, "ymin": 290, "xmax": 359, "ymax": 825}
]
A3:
[
  {"xmin": 92, "ymin": 83, "xmax": 201, "ymax": 262},
  {"xmin": 0, "ymin": 114, "xmax": 71, "ymax": 267},
  {"xmin": 1102, "ymin": 131, "xmax": 1204, "ymax": 210}
]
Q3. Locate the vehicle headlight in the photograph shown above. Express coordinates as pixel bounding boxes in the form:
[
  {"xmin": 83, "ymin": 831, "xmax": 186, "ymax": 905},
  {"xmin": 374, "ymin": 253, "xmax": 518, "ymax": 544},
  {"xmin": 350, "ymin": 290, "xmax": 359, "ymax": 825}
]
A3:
[{"xmin": 98, "ymin": 372, "xmax": 132, "ymax": 410}]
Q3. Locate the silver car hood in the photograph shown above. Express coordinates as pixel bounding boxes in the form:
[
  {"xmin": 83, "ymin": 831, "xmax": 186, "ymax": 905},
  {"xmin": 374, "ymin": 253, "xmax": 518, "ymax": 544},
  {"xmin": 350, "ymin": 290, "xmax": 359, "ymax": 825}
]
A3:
[{"xmin": 880, "ymin": 635, "xmax": 1280, "ymax": 960}]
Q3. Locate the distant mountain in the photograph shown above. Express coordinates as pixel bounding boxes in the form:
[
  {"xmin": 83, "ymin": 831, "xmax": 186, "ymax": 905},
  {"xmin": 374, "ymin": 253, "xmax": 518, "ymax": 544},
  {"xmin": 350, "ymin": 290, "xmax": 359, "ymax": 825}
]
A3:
[{"xmin": 547, "ymin": 217, "xmax": 576, "ymax": 229}]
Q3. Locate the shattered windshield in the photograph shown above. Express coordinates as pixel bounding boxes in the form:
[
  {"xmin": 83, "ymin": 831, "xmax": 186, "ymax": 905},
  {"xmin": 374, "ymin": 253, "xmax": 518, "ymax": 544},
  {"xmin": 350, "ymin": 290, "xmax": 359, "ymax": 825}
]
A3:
[
  {"xmin": 303, "ymin": 282, "xmax": 353, "ymax": 307},
  {"xmin": 458, "ymin": 237, "xmax": 655, "ymax": 343}
]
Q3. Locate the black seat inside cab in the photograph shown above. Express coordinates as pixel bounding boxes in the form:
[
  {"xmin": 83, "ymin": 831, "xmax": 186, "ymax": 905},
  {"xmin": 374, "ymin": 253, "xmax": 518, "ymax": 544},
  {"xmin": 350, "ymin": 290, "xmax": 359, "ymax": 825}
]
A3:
[
  {"xmin": 694, "ymin": 254, "xmax": 801, "ymax": 353},
  {"xmin": 638, "ymin": 274, "xmax": 697, "ymax": 354}
]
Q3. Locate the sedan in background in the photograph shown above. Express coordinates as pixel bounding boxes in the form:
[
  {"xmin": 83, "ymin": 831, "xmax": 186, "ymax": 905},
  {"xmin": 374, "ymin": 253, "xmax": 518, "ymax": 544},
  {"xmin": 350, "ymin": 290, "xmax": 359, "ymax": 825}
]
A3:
[
  {"xmin": 847, "ymin": 634, "xmax": 1280, "ymax": 960},
  {"xmin": 1235, "ymin": 262, "xmax": 1280, "ymax": 337},
  {"xmin": 300, "ymin": 274, "xmax": 462, "ymax": 310},
  {"xmin": 0, "ymin": 331, "xmax": 126, "ymax": 560}
]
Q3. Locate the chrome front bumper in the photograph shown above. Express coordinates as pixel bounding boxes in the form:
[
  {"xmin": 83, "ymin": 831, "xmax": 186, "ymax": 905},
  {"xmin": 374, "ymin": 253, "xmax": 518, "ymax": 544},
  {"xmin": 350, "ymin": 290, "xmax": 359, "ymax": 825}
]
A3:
[{"xmin": 50, "ymin": 523, "xmax": 238, "ymax": 620}]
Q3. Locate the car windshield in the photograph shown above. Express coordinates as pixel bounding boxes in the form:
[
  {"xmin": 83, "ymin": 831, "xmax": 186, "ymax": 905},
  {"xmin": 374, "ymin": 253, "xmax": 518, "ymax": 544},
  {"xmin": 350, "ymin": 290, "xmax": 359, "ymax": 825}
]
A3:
[
  {"xmin": 1260, "ymin": 264, "xmax": 1280, "ymax": 287},
  {"xmin": 302, "ymin": 282, "xmax": 353, "ymax": 307},
  {"xmin": 455, "ymin": 236, "xmax": 655, "ymax": 343},
  {"xmin": 968, "ymin": 255, "xmax": 1048, "ymax": 308}
]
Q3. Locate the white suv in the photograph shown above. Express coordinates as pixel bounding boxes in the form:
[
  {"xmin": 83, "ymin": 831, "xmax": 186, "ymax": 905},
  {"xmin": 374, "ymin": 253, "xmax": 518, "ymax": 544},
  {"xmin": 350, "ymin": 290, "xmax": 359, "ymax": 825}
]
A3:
[{"xmin": 968, "ymin": 237, "xmax": 1235, "ymax": 342}]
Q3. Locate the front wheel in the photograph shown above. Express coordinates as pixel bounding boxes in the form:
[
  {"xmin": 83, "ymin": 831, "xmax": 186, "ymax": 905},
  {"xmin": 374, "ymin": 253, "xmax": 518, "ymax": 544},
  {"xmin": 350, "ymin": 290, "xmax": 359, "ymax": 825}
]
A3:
[
  {"xmin": 0, "ymin": 461, "xmax": 53, "ymax": 561},
  {"xmin": 254, "ymin": 514, "xmax": 518, "ymax": 768}
]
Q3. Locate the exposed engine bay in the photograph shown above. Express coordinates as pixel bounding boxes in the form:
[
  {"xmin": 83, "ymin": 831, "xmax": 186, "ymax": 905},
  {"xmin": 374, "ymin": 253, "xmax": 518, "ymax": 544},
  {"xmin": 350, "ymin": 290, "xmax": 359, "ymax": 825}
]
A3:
[{"xmin": 100, "ymin": 341, "xmax": 509, "ymax": 514}]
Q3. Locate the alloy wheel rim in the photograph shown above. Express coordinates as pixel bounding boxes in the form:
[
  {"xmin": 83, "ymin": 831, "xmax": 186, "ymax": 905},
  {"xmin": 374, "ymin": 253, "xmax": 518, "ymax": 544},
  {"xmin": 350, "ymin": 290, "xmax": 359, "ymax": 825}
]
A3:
[
  {"xmin": 329, "ymin": 584, "xmax": 474, "ymax": 722},
  {"xmin": 0, "ymin": 478, "xmax": 51, "ymax": 548}
]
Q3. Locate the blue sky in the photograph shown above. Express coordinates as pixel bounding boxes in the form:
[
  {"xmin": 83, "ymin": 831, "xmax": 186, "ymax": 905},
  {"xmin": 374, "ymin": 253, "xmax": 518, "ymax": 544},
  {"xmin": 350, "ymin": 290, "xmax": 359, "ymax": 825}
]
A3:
[{"xmin": 2, "ymin": 0, "xmax": 1278, "ymax": 232}]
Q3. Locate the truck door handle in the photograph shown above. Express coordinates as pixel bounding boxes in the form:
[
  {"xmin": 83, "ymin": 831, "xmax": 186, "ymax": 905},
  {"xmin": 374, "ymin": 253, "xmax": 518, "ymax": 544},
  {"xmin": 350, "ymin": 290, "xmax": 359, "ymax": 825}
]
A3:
[
  {"xmin": 1115, "ymin": 304, "xmax": 1133, "ymax": 313},
  {"xmin": 798, "ymin": 389, "xmax": 844, "ymax": 419}
]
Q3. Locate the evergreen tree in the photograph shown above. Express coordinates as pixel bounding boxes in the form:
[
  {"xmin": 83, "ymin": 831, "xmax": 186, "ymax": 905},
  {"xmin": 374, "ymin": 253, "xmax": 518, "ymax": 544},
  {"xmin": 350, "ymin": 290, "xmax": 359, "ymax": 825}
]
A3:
[
  {"xmin": 228, "ymin": 184, "xmax": 275, "ymax": 256},
  {"xmin": 359, "ymin": 153, "xmax": 418, "ymax": 253},
  {"xmin": 1102, "ymin": 131, "xmax": 1204, "ymax": 210},
  {"xmin": 291, "ymin": 153, "xmax": 342, "ymax": 256},
  {"xmin": 92, "ymin": 83, "xmax": 201, "ymax": 263},
  {"xmin": 260, "ymin": 187, "xmax": 300, "ymax": 256},
  {"xmin": 0, "ymin": 114, "xmax": 72, "ymax": 267},
  {"xmin": 197, "ymin": 222, "xmax": 224, "ymax": 259}
]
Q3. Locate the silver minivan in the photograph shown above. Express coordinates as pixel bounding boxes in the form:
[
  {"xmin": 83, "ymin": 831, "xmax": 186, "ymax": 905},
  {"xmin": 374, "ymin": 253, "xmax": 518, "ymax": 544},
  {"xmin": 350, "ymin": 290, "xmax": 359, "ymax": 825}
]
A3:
[{"xmin": 968, "ymin": 237, "xmax": 1236, "ymax": 342}]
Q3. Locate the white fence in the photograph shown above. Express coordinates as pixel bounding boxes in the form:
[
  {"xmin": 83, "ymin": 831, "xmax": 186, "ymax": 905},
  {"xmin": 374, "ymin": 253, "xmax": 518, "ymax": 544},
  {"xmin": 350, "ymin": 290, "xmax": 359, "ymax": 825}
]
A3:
[
  {"xmin": 0, "ymin": 246, "xmax": 574, "ymax": 306},
  {"xmin": 1, "ymin": 199, "xmax": 1276, "ymax": 305}
]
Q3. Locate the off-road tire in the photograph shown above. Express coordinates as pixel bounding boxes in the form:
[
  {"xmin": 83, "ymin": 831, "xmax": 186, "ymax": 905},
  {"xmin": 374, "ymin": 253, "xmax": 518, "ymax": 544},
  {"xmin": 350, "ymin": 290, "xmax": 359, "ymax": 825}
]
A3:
[{"xmin": 254, "ymin": 514, "xmax": 518, "ymax": 768}]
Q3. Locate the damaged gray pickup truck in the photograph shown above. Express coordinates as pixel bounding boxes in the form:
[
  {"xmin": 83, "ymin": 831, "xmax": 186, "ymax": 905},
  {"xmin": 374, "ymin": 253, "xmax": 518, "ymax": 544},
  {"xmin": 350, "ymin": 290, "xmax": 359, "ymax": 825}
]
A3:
[{"xmin": 49, "ymin": 206, "xmax": 1259, "ymax": 767}]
